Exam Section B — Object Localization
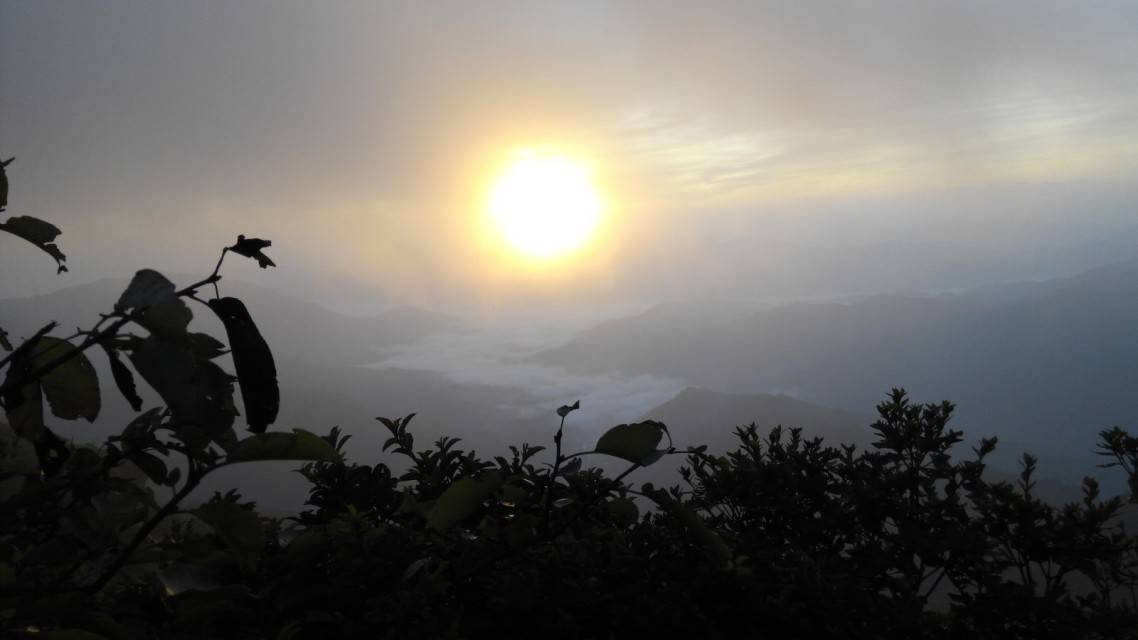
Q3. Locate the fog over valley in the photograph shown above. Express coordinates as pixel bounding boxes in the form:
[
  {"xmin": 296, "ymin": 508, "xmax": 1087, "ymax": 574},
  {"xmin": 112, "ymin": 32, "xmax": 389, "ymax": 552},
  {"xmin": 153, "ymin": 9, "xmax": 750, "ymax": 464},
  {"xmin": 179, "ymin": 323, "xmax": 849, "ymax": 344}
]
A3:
[{"xmin": 5, "ymin": 251, "xmax": 1137, "ymax": 508}]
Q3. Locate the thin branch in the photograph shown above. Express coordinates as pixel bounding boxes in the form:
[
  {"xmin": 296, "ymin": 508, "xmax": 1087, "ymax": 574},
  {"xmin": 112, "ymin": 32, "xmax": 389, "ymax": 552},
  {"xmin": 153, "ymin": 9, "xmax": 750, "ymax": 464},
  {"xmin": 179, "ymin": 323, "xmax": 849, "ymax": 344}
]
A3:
[
  {"xmin": 0, "ymin": 315, "xmax": 132, "ymax": 398},
  {"xmin": 209, "ymin": 247, "xmax": 229, "ymax": 279},
  {"xmin": 543, "ymin": 414, "xmax": 567, "ymax": 530},
  {"xmin": 0, "ymin": 321, "xmax": 58, "ymax": 370},
  {"xmin": 208, "ymin": 248, "xmax": 229, "ymax": 299},
  {"xmin": 86, "ymin": 469, "xmax": 203, "ymax": 593},
  {"xmin": 0, "ymin": 272, "xmax": 223, "ymax": 397}
]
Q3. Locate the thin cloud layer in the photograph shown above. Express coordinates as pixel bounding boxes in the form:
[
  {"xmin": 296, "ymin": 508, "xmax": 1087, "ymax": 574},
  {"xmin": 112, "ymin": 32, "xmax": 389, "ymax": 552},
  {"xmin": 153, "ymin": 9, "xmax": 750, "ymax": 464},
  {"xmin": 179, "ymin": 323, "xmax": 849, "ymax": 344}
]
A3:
[{"xmin": 2, "ymin": 1, "xmax": 1136, "ymax": 302}]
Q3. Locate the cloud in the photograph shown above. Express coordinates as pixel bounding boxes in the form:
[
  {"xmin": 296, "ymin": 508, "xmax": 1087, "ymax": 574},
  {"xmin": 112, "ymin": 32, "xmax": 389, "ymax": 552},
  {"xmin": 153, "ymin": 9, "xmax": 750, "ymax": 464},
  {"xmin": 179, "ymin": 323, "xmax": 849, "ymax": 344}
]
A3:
[
  {"xmin": 3, "ymin": 1, "xmax": 1136, "ymax": 302},
  {"xmin": 367, "ymin": 310, "xmax": 685, "ymax": 445}
]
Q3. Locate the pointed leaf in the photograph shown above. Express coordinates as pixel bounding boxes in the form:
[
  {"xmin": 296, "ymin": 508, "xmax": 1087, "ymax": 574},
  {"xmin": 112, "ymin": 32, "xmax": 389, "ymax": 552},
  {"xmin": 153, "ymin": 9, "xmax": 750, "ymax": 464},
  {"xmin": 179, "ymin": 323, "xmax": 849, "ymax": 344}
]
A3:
[
  {"xmin": 31, "ymin": 337, "xmax": 100, "ymax": 422},
  {"xmin": 227, "ymin": 429, "xmax": 341, "ymax": 463},
  {"xmin": 188, "ymin": 332, "xmax": 227, "ymax": 359},
  {"xmin": 207, "ymin": 297, "xmax": 278, "ymax": 433},
  {"xmin": 0, "ymin": 215, "xmax": 67, "ymax": 272},
  {"xmin": 229, "ymin": 235, "xmax": 276, "ymax": 268},
  {"xmin": 428, "ymin": 471, "xmax": 503, "ymax": 531},
  {"xmin": 100, "ymin": 342, "xmax": 143, "ymax": 411},
  {"xmin": 0, "ymin": 327, "xmax": 11, "ymax": 351},
  {"xmin": 0, "ymin": 157, "xmax": 11, "ymax": 209},
  {"xmin": 560, "ymin": 456, "xmax": 583, "ymax": 476},
  {"xmin": 556, "ymin": 400, "xmax": 580, "ymax": 418},
  {"xmin": 129, "ymin": 335, "xmax": 236, "ymax": 442},
  {"xmin": 116, "ymin": 269, "xmax": 191, "ymax": 336},
  {"xmin": 595, "ymin": 420, "xmax": 666, "ymax": 464}
]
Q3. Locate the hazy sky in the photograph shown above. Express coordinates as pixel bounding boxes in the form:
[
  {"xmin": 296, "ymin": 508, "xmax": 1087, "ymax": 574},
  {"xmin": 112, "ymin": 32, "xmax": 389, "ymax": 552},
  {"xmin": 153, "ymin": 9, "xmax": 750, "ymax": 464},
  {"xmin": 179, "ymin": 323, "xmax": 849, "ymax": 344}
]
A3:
[{"xmin": 3, "ymin": 1, "xmax": 1137, "ymax": 305}]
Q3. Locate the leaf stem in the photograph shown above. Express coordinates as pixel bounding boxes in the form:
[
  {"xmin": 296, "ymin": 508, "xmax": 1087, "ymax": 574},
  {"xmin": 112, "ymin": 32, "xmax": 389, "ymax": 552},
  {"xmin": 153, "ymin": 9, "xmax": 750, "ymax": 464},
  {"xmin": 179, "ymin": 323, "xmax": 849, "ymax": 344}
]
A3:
[{"xmin": 543, "ymin": 414, "xmax": 567, "ymax": 530}]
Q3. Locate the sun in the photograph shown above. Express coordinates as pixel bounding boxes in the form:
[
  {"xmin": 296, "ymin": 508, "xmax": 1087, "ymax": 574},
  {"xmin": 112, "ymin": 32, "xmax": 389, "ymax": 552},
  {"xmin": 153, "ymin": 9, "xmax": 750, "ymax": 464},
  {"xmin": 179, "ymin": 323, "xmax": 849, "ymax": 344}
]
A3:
[{"xmin": 487, "ymin": 150, "xmax": 603, "ymax": 260}]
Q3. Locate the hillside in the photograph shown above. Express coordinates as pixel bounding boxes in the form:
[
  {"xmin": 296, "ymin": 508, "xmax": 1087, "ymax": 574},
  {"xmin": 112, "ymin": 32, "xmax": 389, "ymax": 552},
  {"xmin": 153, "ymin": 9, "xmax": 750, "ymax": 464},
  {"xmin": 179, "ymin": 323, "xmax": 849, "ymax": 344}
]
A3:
[
  {"xmin": 641, "ymin": 386, "xmax": 872, "ymax": 449},
  {"xmin": 535, "ymin": 258, "xmax": 1138, "ymax": 465},
  {"xmin": 0, "ymin": 277, "xmax": 462, "ymax": 366}
]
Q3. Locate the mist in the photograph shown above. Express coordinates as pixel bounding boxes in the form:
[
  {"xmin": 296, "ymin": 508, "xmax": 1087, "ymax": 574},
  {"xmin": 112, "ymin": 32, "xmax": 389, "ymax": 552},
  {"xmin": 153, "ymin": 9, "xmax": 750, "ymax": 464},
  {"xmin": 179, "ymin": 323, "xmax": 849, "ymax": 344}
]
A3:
[
  {"xmin": 6, "ymin": 2, "xmax": 1138, "ymax": 635},
  {"xmin": 3, "ymin": 0, "xmax": 1138, "ymax": 494}
]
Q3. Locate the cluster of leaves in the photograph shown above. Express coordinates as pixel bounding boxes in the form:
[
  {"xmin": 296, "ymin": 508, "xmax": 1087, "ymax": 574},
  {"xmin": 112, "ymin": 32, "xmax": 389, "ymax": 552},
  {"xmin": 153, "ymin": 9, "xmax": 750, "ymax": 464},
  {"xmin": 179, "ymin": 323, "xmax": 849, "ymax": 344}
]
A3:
[
  {"xmin": 0, "ymin": 159, "xmax": 341, "ymax": 637},
  {"xmin": 2, "ymin": 159, "xmax": 1138, "ymax": 639}
]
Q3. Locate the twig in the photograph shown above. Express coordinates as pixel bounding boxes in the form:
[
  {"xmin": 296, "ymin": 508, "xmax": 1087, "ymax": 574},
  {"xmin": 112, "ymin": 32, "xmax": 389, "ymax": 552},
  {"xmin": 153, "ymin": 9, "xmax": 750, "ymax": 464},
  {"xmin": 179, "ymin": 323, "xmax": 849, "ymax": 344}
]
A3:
[
  {"xmin": 543, "ymin": 413, "xmax": 568, "ymax": 530},
  {"xmin": 86, "ymin": 469, "xmax": 203, "ymax": 593},
  {"xmin": 0, "ymin": 321, "xmax": 57, "ymax": 370},
  {"xmin": 208, "ymin": 248, "xmax": 229, "ymax": 299},
  {"xmin": 0, "ymin": 272, "xmax": 223, "ymax": 397}
]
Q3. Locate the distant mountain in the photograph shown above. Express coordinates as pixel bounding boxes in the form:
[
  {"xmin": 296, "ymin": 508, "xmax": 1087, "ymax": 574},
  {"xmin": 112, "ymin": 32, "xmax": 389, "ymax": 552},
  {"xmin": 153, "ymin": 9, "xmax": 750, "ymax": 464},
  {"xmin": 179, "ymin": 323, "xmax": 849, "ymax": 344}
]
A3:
[
  {"xmin": 635, "ymin": 387, "xmax": 1086, "ymax": 503},
  {"xmin": 641, "ymin": 386, "xmax": 872, "ymax": 450},
  {"xmin": 615, "ymin": 236, "xmax": 1138, "ymax": 302},
  {"xmin": 618, "ymin": 386, "xmax": 867, "ymax": 490},
  {"xmin": 0, "ymin": 277, "xmax": 462, "ymax": 366},
  {"xmin": 535, "ymin": 257, "xmax": 1138, "ymax": 480}
]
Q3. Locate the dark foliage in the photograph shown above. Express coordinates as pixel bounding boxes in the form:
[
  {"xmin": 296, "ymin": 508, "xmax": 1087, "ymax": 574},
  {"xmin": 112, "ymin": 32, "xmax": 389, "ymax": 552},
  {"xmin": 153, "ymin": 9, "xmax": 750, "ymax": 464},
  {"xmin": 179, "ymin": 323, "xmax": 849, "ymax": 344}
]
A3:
[
  {"xmin": 206, "ymin": 297, "xmax": 279, "ymax": 433},
  {"xmin": 1, "ymin": 160, "xmax": 1137, "ymax": 639}
]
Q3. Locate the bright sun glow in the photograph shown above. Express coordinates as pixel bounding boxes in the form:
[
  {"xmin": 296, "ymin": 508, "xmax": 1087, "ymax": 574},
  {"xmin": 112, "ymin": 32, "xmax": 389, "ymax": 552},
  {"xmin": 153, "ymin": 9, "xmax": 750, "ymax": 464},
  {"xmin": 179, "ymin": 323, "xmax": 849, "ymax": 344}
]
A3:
[{"xmin": 488, "ymin": 150, "xmax": 603, "ymax": 260}]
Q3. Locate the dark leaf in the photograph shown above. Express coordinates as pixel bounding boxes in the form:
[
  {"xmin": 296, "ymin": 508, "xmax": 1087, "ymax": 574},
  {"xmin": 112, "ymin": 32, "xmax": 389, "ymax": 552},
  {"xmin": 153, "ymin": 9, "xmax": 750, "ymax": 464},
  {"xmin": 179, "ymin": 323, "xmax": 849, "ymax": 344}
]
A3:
[
  {"xmin": 595, "ymin": 420, "xmax": 666, "ymax": 464},
  {"xmin": 227, "ymin": 429, "xmax": 341, "ymax": 463},
  {"xmin": 195, "ymin": 500, "xmax": 265, "ymax": 564},
  {"xmin": 2, "ymin": 365, "xmax": 43, "ymax": 441},
  {"xmin": 100, "ymin": 342, "xmax": 143, "ymax": 411},
  {"xmin": 605, "ymin": 497, "xmax": 640, "ymax": 526},
  {"xmin": 428, "ymin": 471, "xmax": 503, "ymax": 531},
  {"xmin": 126, "ymin": 451, "xmax": 168, "ymax": 485},
  {"xmin": 638, "ymin": 449, "xmax": 666, "ymax": 467},
  {"xmin": 229, "ymin": 235, "xmax": 276, "ymax": 268},
  {"xmin": 116, "ymin": 269, "xmax": 191, "ymax": 337},
  {"xmin": 0, "ymin": 157, "xmax": 12, "ymax": 209},
  {"xmin": 207, "ymin": 297, "xmax": 279, "ymax": 433},
  {"xmin": 30, "ymin": 336, "xmax": 100, "ymax": 422},
  {"xmin": 0, "ymin": 214, "xmax": 67, "ymax": 272},
  {"xmin": 129, "ymin": 335, "xmax": 236, "ymax": 444},
  {"xmin": 188, "ymin": 332, "xmax": 228, "ymax": 359},
  {"xmin": 560, "ymin": 457, "xmax": 583, "ymax": 476},
  {"xmin": 0, "ymin": 423, "xmax": 39, "ymax": 475},
  {"xmin": 644, "ymin": 485, "xmax": 733, "ymax": 568},
  {"xmin": 0, "ymin": 326, "xmax": 10, "ymax": 351},
  {"xmin": 556, "ymin": 400, "xmax": 580, "ymax": 418}
]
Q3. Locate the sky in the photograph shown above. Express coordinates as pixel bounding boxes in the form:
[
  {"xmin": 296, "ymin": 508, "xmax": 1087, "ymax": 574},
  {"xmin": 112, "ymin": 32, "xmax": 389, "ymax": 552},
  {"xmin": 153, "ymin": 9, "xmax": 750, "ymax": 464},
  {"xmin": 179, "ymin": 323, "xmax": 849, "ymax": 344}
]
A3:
[{"xmin": 3, "ymin": 1, "xmax": 1137, "ymax": 306}]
